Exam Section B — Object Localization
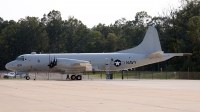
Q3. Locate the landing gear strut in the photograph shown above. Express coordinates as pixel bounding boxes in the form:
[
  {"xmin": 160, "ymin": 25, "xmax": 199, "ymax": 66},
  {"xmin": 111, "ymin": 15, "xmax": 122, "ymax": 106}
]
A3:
[{"xmin": 66, "ymin": 75, "xmax": 70, "ymax": 79}]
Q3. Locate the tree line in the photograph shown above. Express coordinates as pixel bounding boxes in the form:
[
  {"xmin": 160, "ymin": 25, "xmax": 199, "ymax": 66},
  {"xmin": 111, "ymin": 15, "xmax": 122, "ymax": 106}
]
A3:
[{"xmin": 0, "ymin": 0, "xmax": 200, "ymax": 71}]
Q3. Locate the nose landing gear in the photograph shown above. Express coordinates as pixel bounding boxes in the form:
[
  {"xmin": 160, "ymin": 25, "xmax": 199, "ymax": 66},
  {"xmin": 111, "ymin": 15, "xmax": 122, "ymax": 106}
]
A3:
[{"xmin": 25, "ymin": 76, "xmax": 30, "ymax": 80}]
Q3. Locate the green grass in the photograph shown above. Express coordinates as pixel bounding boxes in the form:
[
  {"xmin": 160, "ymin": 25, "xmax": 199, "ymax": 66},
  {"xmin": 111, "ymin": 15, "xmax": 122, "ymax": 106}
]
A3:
[{"xmin": 83, "ymin": 71, "xmax": 198, "ymax": 79}]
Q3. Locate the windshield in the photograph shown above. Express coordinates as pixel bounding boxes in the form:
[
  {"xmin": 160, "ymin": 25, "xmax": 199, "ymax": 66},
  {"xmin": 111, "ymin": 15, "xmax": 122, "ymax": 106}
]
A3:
[{"xmin": 16, "ymin": 56, "xmax": 24, "ymax": 61}]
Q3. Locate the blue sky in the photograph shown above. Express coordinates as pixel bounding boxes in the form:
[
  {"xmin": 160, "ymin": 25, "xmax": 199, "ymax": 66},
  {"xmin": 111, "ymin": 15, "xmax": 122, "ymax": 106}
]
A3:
[{"xmin": 1, "ymin": 0, "xmax": 181, "ymax": 28}]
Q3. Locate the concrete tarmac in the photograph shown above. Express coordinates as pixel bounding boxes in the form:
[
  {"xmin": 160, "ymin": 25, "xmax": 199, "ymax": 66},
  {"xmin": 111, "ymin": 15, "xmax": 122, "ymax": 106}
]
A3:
[{"xmin": 0, "ymin": 80, "xmax": 200, "ymax": 112}]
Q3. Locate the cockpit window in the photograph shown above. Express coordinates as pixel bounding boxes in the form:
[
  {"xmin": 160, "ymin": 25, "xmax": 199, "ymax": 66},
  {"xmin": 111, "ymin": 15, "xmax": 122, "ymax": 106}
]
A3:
[{"xmin": 16, "ymin": 56, "xmax": 24, "ymax": 61}]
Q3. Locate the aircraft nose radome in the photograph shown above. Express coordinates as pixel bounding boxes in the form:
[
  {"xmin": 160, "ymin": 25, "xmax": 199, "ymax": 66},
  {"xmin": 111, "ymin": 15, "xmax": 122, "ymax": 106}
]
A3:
[{"xmin": 5, "ymin": 62, "xmax": 12, "ymax": 70}]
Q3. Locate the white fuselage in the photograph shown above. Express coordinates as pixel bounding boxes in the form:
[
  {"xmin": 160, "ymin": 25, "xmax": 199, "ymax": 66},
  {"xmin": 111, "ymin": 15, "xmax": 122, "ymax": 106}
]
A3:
[{"xmin": 5, "ymin": 53, "xmax": 173, "ymax": 74}]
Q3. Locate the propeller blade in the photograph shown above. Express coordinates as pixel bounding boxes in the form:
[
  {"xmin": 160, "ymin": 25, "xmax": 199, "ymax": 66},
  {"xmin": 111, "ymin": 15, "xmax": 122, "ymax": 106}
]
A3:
[{"xmin": 48, "ymin": 55, "xmax": 57, "ymax": 69}]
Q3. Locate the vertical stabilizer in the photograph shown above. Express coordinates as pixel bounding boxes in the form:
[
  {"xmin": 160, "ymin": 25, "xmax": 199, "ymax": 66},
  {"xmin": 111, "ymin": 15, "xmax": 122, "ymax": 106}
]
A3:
[{"xmin": 117, "ymin": 26, "xmax": 162, "ymax": 54}]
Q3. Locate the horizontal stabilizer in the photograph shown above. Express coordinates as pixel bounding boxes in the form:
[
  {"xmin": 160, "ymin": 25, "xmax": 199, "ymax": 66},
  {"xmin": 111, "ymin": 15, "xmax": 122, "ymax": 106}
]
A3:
[
  {"xmin": 164, "ymin": 53, "xmax": 192, "ymax": 57},
  {"xmin": 183, "ymin": 53, "xmax": 193, "ymax": 56},
  {"xmin": 146, "ymin": 52, "xmax": 192, "ymax": 59},
  {"xmin": 168, "ymin": 53, "xmax": 193, "ymax": 56}
]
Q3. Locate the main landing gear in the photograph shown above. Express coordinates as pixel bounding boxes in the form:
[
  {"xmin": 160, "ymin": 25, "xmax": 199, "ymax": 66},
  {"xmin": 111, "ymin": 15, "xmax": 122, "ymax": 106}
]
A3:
[{"xmin": 66, "ymin": 75, "xmax": 82, "ymax": 80}]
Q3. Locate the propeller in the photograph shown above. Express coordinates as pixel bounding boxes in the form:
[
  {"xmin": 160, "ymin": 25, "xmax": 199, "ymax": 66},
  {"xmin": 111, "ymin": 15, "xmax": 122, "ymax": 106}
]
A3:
[{"xmin": 48, "ymin": 54, "xmax": 57, "ymax": 69}]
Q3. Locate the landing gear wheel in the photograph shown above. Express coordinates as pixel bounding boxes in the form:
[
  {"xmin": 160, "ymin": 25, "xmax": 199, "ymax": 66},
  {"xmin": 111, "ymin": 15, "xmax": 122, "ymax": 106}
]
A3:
[
  {"xmin": 76, "ymin": 75, "xmax": 82, "ymax": 80},
  {"xmin": 25, "ymin": 76, "xmax": 30, "ymax": 80},
  {"xmin": 71, "ymin": 75, "xmax": 76, "ymax": 80}
]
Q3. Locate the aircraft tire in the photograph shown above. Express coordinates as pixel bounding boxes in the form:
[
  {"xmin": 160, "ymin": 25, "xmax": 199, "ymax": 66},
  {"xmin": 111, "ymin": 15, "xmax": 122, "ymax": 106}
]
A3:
[
  {"xmin": 71, "ymin": 75, "xmax": 76, "ymax": 80},
  {"xmin": 25, "ymin": 76, "xmax": 30, "ymax": 80},
  {"xmin": 76, "ymin": 75, "xmax": 82, "ymax": 80}
]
